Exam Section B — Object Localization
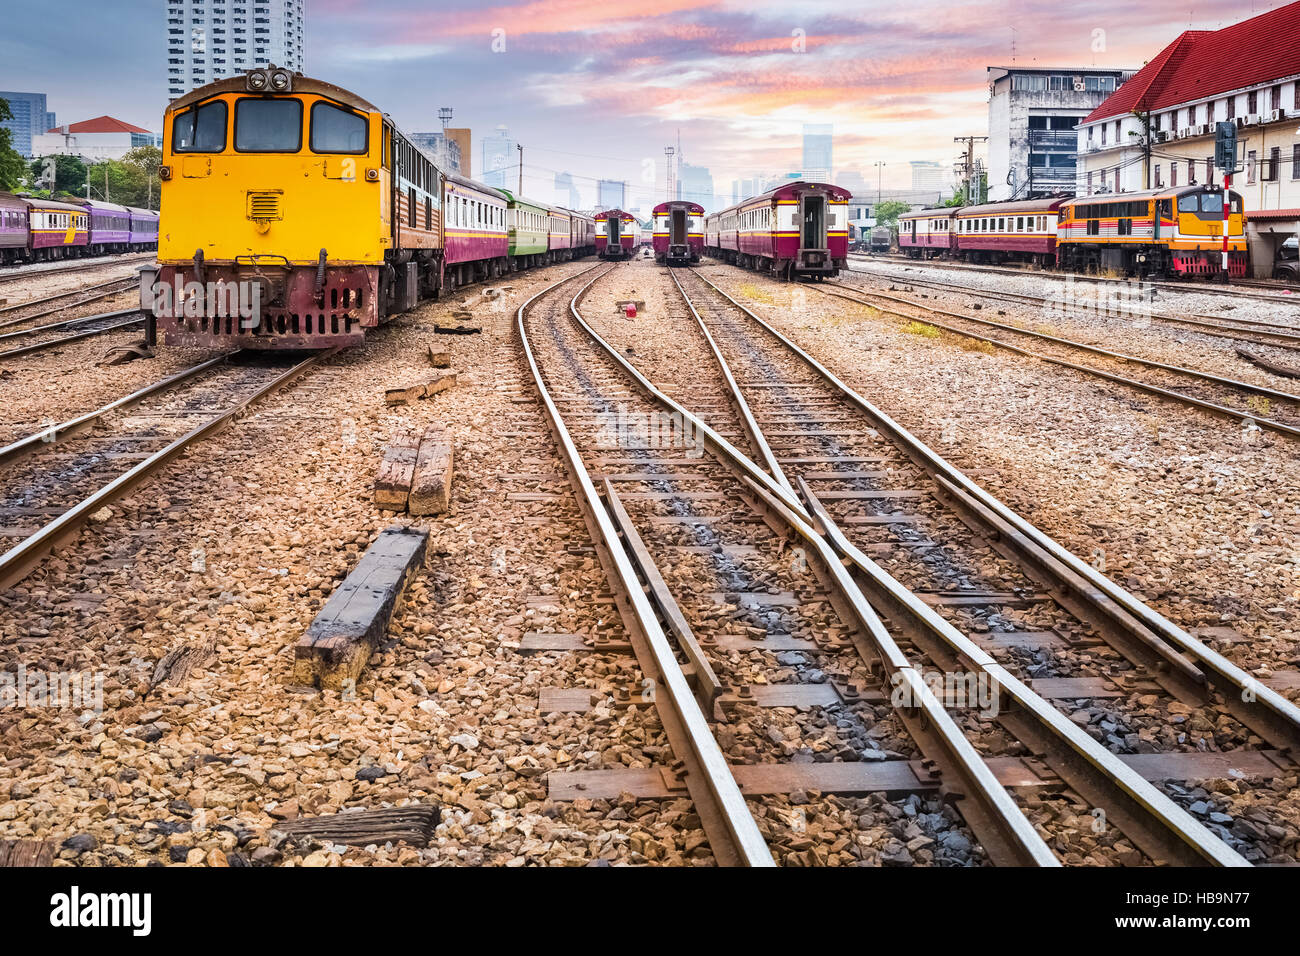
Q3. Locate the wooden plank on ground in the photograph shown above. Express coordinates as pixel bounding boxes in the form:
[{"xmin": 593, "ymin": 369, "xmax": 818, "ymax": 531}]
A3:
[
  {"xmin": 384, "ymin": 371, "xmax": 458, "ymax": 406},
  {"xmin": 292, "ymin": 525, "xmax": 428, "ymax": 690},
  {"xmin": 0, "ymin": 839, "xmax": 55, "ymax": 867},
  {"xmin": 408, "ymin": 425, "xmax": 453, "ymax": 516},
  {"xmin": 374, "ymin": 430, "xmax": 422, "ymax": 511},
  {"xmin": 427, "ymin": 347, "xmax": 451, "ymax": 367},
  {"xmin": 272, "ymin": 805, "xmax": 440, "ymax": 847}
]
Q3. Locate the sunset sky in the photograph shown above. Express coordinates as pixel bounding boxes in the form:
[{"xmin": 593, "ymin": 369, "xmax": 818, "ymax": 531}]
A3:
[{"xmin": 1, "ymin": 0, "xmax": 1282, "ymax": 208}]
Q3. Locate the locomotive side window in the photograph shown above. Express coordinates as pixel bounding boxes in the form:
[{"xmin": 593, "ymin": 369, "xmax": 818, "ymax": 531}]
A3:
[
  {"xmin": 172, "ymin": 100, "xmax": 228, "ymax": 152},
  {"xmin": 311, "ymin": 101, "xmax": 367, "ymax": 153},
  {"xmin": 235, "ymin": 97, "xmax": 303, "ymax": 151}
]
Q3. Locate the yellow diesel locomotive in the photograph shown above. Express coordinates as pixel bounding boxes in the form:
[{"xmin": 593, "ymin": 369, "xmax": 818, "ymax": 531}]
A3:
[
  {"xmin": 144, "ymin": 68, "xmax": 526, "ymax": 349},
  {"xmin": 1057, "ymin": 184, "xmax": 1247, "ymax": 278}
]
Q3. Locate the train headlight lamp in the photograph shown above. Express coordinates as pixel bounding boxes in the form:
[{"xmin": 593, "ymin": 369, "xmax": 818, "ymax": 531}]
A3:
[
  {"xmin": 270, "ymin": 69, "xmax": 292, "ymax": 92},
  {"xmin": 246, "ymin": 70, "xmax": 269, "ymax": 92}
]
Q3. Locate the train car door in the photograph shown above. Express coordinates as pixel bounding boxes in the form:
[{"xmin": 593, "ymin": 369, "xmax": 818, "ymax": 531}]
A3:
[
  {"xmin": 671, "ymin": 208, "xmax": 687, "ymax": 245},
  {"xmin": 608, "ymin": 217, "xmax": 621, "ymax": 245},
  {"xmin": 802, "ymin": 196, "xmax": 826, "ymax": 249}
]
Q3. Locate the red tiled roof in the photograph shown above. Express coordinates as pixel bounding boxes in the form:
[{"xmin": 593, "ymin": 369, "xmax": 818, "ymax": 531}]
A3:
[
  {"xmin": 1084, "ymin": 2, "xmax": 1300, "ymax": 123},
  {"xmin": 1247, "ymin": 208, "xmax": 1300, "ymax": 220},
  {"xmin": 46, "ymin": 116, "xmax": 152, "ymax": 135}
]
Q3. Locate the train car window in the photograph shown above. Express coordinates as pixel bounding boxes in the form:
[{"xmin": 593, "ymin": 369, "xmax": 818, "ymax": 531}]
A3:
[
  {"xmin": 235, "ymin": 98, "xmax": 303, "ymax": 151},
  {"xmin": 1200, "ymin": 193, "xmax": 1223, "ymax": 214},
  {"xmin": 172, "ymin": 100, "xmax": 228, "ymax": 152},
  {"xmin": 1118, "ymin": 219, "xmax": 1132, "ymax": 236},
  {"xmin": 1087, "ymin": 219, "xmax": 1100, "ymax": 236},
  {"xmin": 310, "ymin": 101, "xmax": 367, "ymax": 153}
]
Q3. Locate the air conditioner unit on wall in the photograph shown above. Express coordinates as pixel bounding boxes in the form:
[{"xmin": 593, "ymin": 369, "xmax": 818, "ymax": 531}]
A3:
[
  {"xmin": 1194, "ymin": 124, "xmax": 1209, "ymax": 136},
  {"xmin": 1155, "ymin": 130, "xmax": 1170, "ymax": 143},
  {"xmin": 1244, "ymin": 114, "xmax": 1262, "ymax": 126},
  {"xmin": 1269, "ymin": 108, "xmax": 1285, "ymax": 122}
]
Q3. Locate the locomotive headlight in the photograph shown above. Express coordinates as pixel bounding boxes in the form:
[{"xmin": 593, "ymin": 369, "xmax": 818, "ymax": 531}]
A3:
[
  {"xmin": 246, "ymin": 69, "xmax": 269, "ymax": 91},
  {"xmin": 158, "ymin": 165, "xmax": 172, "ymax": 181},
  {"xmin": 270, "ymin": 69, "xmax": 292, "ymax": 92},
  {"xmin": 365, "ymin": 168, "xmax": 380, "ymax": 182}
]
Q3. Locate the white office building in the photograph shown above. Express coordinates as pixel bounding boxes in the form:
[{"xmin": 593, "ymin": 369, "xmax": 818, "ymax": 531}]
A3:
[{"xmin": 166, "ymin": 0, "xmax": 305, "ymax": 101}]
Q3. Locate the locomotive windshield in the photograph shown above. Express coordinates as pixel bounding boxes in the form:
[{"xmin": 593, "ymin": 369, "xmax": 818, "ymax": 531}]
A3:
[
  {"xmin": 310, "ymin": 101, "xmax": 367, "ymax": 154},
  {"xmin": 235, "ymin": 98, "xmax": 303, "ymax": 152},
  {"xmin": 172, "ymin": 100, "xmax": 227, "ymax": 152}
]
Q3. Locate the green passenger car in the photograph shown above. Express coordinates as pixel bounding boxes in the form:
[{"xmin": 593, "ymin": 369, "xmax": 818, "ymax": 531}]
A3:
[{"xmin": 500, "ymin": 189, "xmax": 550, "ymax": 264}]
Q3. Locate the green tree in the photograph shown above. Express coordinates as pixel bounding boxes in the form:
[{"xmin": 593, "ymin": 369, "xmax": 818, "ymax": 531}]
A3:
[
  {"xmin": 121, "ymin": 145, "xmax": 162, "ymax": 209},
  {"xmin": 873, "ymin": 200, "xmax": 910, "ymax": 227},
  {"xmin": 28, "ymin": 153, "xmax": 88, "ymax": 199},
  {"xmin": 0, "ymin": 99, "xmax": 26, "ymax": 191}
]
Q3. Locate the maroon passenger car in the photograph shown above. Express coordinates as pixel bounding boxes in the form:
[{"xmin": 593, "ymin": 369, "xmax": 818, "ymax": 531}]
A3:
[
  {"xmin": 651, "ymin": 200, "xmax": 703, "ymax": 265},
  {"xmin": 704, "ymin": 181, "xmax": 850, "ymax": 279}
]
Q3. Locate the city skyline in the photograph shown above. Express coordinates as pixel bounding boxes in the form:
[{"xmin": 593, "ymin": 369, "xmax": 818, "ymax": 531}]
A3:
[{"xmin": 0, "ymin": 0, "xmax": 1276, "ymax": 207}]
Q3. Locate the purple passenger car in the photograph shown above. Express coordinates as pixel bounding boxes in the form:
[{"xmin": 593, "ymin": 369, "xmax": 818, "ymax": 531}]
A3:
[
  {"xmin": 79, "ymin": 199, "xmax": 133, "ymax": 252},
  {"xmin": 128, "ymin": 206, "xmax": 159, "ymax": 248},
  {"xmin": 0, "ymin": 192, "xmax": 29, "ymax": 266}
]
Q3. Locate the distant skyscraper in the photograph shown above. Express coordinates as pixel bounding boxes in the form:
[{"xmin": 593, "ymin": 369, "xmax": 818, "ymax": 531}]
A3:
[
  {"xmin": 0, "ymin": 91, "xmax": 55, "ymax": 158},
  {"xmin": 481, "ymin": 126, "xmax": 516, "ymax": 189},
  {"xmin": 678, "ymin": 162, "xmax": 713, "ymax": 210},
  {"xmin": 165, "ymin": 0, "xmax": 305, "ymax": 101},
  {"xmin": 802, "ymin": 124, "xmax": 833, "ymax": 181},
  {"xmin": 555, "ymin": 171, "xmax": 582, "ymax": 209},
  {"xmin": 909, "ymin": 161, "xmax": 945, "ymax": 193},
  {"xmin": 597, "ymin": 179, "xmax": 625, "ymax": 209},
  {"xmin": 409, "ymin": 131, "xmax": 462, "ymax": 173}
]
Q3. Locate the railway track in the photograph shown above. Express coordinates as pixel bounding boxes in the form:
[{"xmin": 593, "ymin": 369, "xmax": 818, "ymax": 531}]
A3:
[
  {"xmin": 0, "ymin": 308, "xmax": 144, "ymax": 361},
  {"xmin": 0, "ymin": 276, "xmax": 139, "ymax": 329},
  {"xmin": 520, "ymin": 261, "xmax": 1284, "ymax": 865},
  {"xmin": 521, "ymin": 263, "xmax": 1053, "ymax": 867},
  {"xmin": 605, "ymin": 260, "xmax": 1300, "ymax": 863},
  {"xmin": 810, "ymin": 278, "xmax": 1300, "ymax": 440},
  {"xmin": 0, "ymin": 349, "xmax": 330, "ymax": 590},
  {"xmin": 848, "ymin": 264, "xmax": 1300, "ymax": 349},
  {"xmin": 0, "ymin": 252, "xmax": 153, "ymax": 287},
  {"xmin": 849, "ymin": 253, "xmax": 1300, "ymax": 304}
]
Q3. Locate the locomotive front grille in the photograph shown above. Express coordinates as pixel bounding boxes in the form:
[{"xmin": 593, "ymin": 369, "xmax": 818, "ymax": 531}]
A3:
[{"xmin": 247, "ymin": 191, "xmax": 284, "ymax": 221}]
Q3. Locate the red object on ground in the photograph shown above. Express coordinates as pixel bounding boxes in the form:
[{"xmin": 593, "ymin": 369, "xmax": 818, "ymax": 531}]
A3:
[{"xmin": 624, "ymin": 304, "xmax": 637, "ymax": 317}]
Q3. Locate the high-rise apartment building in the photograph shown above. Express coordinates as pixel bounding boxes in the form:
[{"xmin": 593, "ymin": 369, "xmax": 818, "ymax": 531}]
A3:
[{"xmin": 166, "ymin": 1, "xmax": 305, "ymax": 101}]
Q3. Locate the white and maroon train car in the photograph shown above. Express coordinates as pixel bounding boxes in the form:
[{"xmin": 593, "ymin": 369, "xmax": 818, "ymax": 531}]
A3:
[
  {"xmin": 595, "ymin": 208, "xmax": 636, "ymax": 260},
  {"xmin": 954, "ymin": 197, "xmax": 1065, "ymax": 266},
  {"xmin": 897, "ymin": 207, "xmax": 955, "ymax": 259},
  {"xmin": 705, "ymin": 181, "xmax": 850, "ymax": 279}
]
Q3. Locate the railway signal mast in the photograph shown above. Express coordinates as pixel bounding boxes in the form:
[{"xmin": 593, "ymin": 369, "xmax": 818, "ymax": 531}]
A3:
[
  {"xmin": 1214, "ymin": 121, "xmax": 1240, "ymax": 282},
  {"xmin": 664, "ymin": 146, "xmax": 676, "ymax": 203}
]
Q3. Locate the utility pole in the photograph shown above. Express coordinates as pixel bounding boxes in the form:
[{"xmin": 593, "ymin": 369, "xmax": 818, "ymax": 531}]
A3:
[
  {"xmin": 873, "ymin": 161, "xmax": 885, "ymax": 207},
  {"xmin": 664, "ymin": 146, "xmax": 676, "ymax": 203},
  {"xmin": 1135, "ymin": 110, "xmax": 1153, "ymax": 190},
  {"xmin": 954, "ymin": 135, "xmax": 987, "ymax": 203},
  {"xmin": 517, "ymin": 143, "xmax": 523, "ymax": 195}
]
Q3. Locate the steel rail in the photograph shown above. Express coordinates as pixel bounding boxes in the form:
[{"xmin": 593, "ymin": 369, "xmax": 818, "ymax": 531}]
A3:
[
  {"xmin": 690, "ymin": 269, "xmax": 1300, "ymax": 754},
  {"xmin": 847, "ymin": 253, "xmax": 1300, "ymax": 305},
  {"xmin": 0, "ymin": 353, "xmax": 231, "ymax": 467},
  {"xmin": 0, "ymin": 253, "xmax": 153, "ymax": 286},
  {"xmin": 0, "ymin": 307, "xmax": 140, "ymax": 344},
  {"xmin": 569, "ymin": 269, "xmax": 1060, "ymax": 866},
  {"xmin": 0, "ymin": 276, "xmax": 137, "ymax": 325},
  {"xmin": 796, "ymin": 479, "xmax": 1246, "ymax": 867},
  {"xmin": 846, "ymin": 268, "xmax": 1300, "ymax": 347},
  {"xmin": 815, "ymin": 282, "xmax": 1300, "ymax": 440},
  {"xmin": 663, "ymin": 267, "xmax": 1252, "ymax": 865},
  {"xmin": 0, "ymin": 349, "xmax": 335, "ymax": 591},
  {"xmin": 0, "ymin": 314, "xmax": 144, "ymax": 361},
  {"xmin": 517, "ymin": 265, "xmax": 776, "ymax": 868}
]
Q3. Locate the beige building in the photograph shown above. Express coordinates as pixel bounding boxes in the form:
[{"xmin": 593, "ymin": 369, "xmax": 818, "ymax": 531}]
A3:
[{"xmin": 1075, "ymin": 2, "xmax": 1300, "ymax": 275}]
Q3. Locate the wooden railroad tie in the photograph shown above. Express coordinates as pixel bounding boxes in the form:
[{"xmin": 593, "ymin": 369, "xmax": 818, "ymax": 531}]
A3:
[
  {"xmin": 271, "ymin": 805, "xmax": 441, "ymax": 849},
  {"xmin": 375, "ymin": 424, "xmax": 454, "ymax": 515},
  {"xmin": 384, "ymin": 369, "xmax": 458, "ymax": 406},
  {"xmin": 292, "ymin": 524, "xmax": 428, "ymax": 690},
  {"xmin": 1236, "ymin": 347, "xmax": 1300, "ymax": 379}
]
